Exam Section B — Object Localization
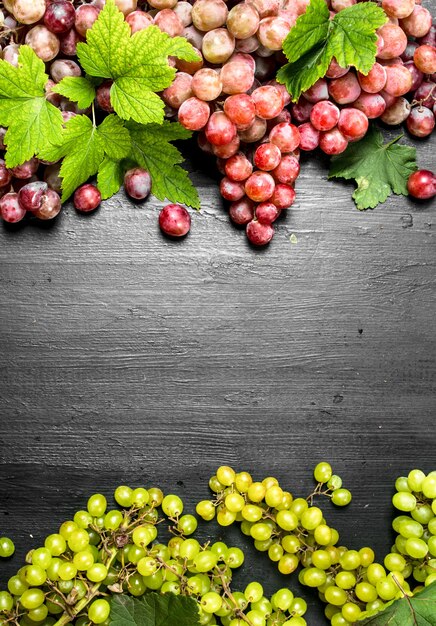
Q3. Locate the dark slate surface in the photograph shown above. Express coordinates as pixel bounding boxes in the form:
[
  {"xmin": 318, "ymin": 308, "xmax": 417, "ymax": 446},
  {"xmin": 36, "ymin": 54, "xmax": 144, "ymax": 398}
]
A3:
[{"xmin": 0, "ymin": 119, "xmax": 435, "ymax": 623}]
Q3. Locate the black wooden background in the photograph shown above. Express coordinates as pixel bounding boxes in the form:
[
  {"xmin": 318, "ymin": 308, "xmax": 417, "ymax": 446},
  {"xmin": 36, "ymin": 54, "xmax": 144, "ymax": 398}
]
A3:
[{"xmin": 0, "ymin": 103, "xmax": 435, "ymax": 623}]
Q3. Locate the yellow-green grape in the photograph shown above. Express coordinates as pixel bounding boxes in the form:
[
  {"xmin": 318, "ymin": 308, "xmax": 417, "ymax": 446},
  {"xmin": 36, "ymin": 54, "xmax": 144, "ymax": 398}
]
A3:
[
  {"xmin": 250, "ymin": 523, "xmax": 273, "ymax": 541},
  {"xmin": 359, "ymin": 547, "xmax": 375, "ymax": 567},
  {"xmin": 278, "ymin": 553, "xmax": 299, "ymax": 575},
  {"xmin": 324, "ymin": 586, "xmax": 348, "ymax": 606},
  {"xmin": 276, "ymin": 510, "xmax": 298, "ymax": 531},
  {"xmin": 330, "ymin": 528, "xmax": 340, "ymax": 545},
  {"xmin": 201, "ymin": 591, "xmax": 223, "ymax": 614},
  {"xmin": 74, "ymin": 510, "xmax": 93, "ymax": 528},
  {"xmin": 327, "ymin": 475, "xmax": 342, "ymax": 490},
  {"xmin": 300, "ymin": 506, "xmax": 323, "ymax": 531},
  {"xmin": 0, "ymin": 591, "xmax": 13, "ymax": 612},
  {"xmin": 247, "ymin": 482, "xmax": 266, "ymax": 503},
  {"xmin": 210, "ymin": 541, "xmax": 228, "ymax": 559},
  {"xmin": 148, "ymin": 487, "xmax": 164, "ymax": 506},
  {"xmin": 312, "ymin": 550, "xmax": 332, "ymax": 570},
  {"xmin": 235, "ymin": 471, "xmax": 252, "ymax": 492},
  {"xmin": 281, "ymin": 534, "xmax": 301, "ymax": 554},
  {"xmin": 290, "ymin": 498, "xmax": 308, "ymax": 517},
  {"xmin": 88, "ymin": 599, "xmax": 110, "ymax": 624},
  {"xmin": 31, "ymin": 547, "xmax": 51, "ymax": 570},
  {"xmin": 104, "ymin": 510, "xmax": 123, "ymax": 531},
  {"xmin": 325, "ymin": 604, "xmax": 340, "ymax": 620},
  {"xmin": 225, "ymin": 493, "xmax": 245, "ymax": 513},
  {"xmin": 128, "ymin": 545, "xmax": 146, "ymax": 564},
  {"xmin": 425, "ymin": 573, "xmax": 436, "ymax": 586},
  {"xmin": 193, "ymin": 550, "xmax": 218, "ymax": 572},
  {"xmin": 341, "ymin": 602, "xmax": 362, "ymax": 622},
  {"xmin": 265, "ymin": 486, "xmax": 284, "ymax": 508},
  {"xmin": 408, "ymin": 469, "xmax": 427, "ymax": 492},
  {"xmin": 422, "ymin": 473, "xmax": 436, "ymax": 499},
  {"xmin": 392, "ymin": 491, "xmax": 417, "ymax": 512},
  {"xmin": 87, "ymin": 563, "xmax": 107, "ymax": 583},
  {"xmin": 132, "ymin": 524, "xmax": 157, "ymax": 547},
  {"xmin": 384, "ymin": 552, "xmax": 406, "ymax": 572},
  {"xmin": 314, "ymin": 462, "xmax": 333, "ymax": 484},
  {"xmin": 137, "ymin": 556, "xmax": 158, "ymax": 577},
  {"xmin": 398, "ymin": 518, "xmax": 424, "ymax": 538},
  {"xmin": 303, "ymin": 567, "xmax": 327, "ymax": 587},
  {"xmin": 428, "ymin": 536, "xmax": 436, "ymax": 557},
  {"xmin": 24, "ymin": 565, "xmax": 47, "ymax": 586},
  {"xmin": 277, "ymin": 491, "xmax": 293, "ymax": 510},
  {"xmin": 179, "ymin": 538, "xmax": 201, "ymax": 559},
  {"xmin": 355, "ymin": 581, "xmax": 378, "ymax": 603},
  {"xmin": 366, "ymin": 598, "xmax": 385, "ymax": 613},
  {"xmin": 245, "ymin": 581, "xmax": 264, "ymax": 603},
  {"xmin": 268, "ymin": 543, "xmax": 283, "ymax": 562},
  {"xmin": 59, "ymin": 521, "xmax": 77, "ymax": 540},
  {"xmin": 412, "ymin": 504, "xmax": 433, "ymax": 525},
  {"xmin": 242, "ymin": 504, "xmax": 263, "ymax": 522},
  {"xmin": 196, "ymin": 500, "xmax": 216, "ymax": 521},
  {"xmin": 8, "ymin": 575, "xmax": 28, "ymax": 596},
  {"xmin": 224, "ymin": 546, "xmax": 244, "ymax": 568},
  {"xmin": 114, "ymin": 485, "xmax": 133, "ymax": 507},
  {"xmin": 46, "ymin": 557, "xmax": 62, "ymax": 581},
  {"xmin": 339, "ymin": 550, "xmax": 361, "ymax": 571},
  {"xmin": 314, "ymin": 524, "xmax": 333, "ymax": 546},
  {"xmin": 335, "ymin": 571, "xmax": 356, "ymax": 590},
  {"xmin": 331, "ymin": 488, "xmax": 352, "ymax": 506},
  {"xmin": 246, "ymin": 609, "xmax": 266, "ymax": 626},
  {"xmin": 405, "ymin": 537, "xmax": 429, "ymax": 559},
  {"xmin": 217, "ymin": 506, "xmax": 237, "ymax": 527},
  {"xmin": 162, "ymin": 494, "xmax": 183, "ymax": 517},
  {"xmin": 216, "ymin": 466, "xmax": 236, "ymax": 487},
  {"xmin": 376, "ymin": 577, "xmax": 398, "ymax": 601},
  {"xmin": 209, "ymin": 475, "xmax": 225, "ymax": 493},
  {"xmin": 73, "ymin": 550, "xmax": 94, "ymax": 571},
  {"xmin": 68, "ymin": 529, "xmax": 90, "ymax": 553},
  {"xmin": 27, "ymin": 603, "xmax": 49, "ymax": 622},
  {"xmin": 395, "ymin": 476, "xmax": 412, "ymax": 492},
  {"xmin": 177, "ymin": 514, "xmax": 198, "ymax": 535},
  {"xmin": 262, "ymin": 476, "xmax": 279, "ymax": 490},
  {"xmin": 290, "ymin": 596, "xmax": 307, "ymax": 616},
  {"xmin": 20, "ymin": 589, "xmax": 45, "ymax": 610},
  {"xmin": 87, "ymin": 494, "xmax": 107, "ymax": 517},
  {"xmin": 325, "ymin": 545, "xmax": 339, "ymax": 565},
  {"xmin": 331, "ymin": 615, "xmax": 349, "ymax": 626},
  {"xmin": 131, "ymin": 487, "xmax": 149, "ymax": 507},
  {"xmin": 142, "ymin": 569, "xmax": 164, "ymax": 591}
]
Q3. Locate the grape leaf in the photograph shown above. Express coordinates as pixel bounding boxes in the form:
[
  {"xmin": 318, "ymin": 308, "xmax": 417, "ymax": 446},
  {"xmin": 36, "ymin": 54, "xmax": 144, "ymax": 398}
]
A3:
[
  {"xmin": 127, "ymin": 121, "xmax": 200, "ymax": 209},
  {"xmin": 52, "ymin": 77, "xmax": 96, "ymax": 110},
  {"xmin": 51, "ymin": 114, "xmax": 131, "ymax": 202},
  {"xmin": 328, "ymin": 126, "xmax": 417, "ymax": 210},
  {"xmin": 97, "ymin": 158, "xmax": 126, "ymax": 200},
  {"xmin": 358, "ymin": 581, "xmax": 436, "ymax": 625},
  {"xmin": 277, "ymin": 0, "xmax": 386, "ymax": 101},
  {"xmin": 76, "ymin": 0, "xmax": 199, "ymax": 124},
  {"xmin": 0, "ymin": 45, "xmax": 63, "ymax": 168},
  {"xmin": 109, "ymin": 593, "xmax": 200, "ymax": 626}
]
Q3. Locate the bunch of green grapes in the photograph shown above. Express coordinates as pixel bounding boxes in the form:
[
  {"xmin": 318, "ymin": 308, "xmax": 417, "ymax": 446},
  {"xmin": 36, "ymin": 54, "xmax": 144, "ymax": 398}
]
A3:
[
  {"xmin": 199, "ymin": 464, "xmax": 436, "ymax": 625},
  {"xmin": 0, "ymin": 484, "xmax": 308, "ymax": 626}
]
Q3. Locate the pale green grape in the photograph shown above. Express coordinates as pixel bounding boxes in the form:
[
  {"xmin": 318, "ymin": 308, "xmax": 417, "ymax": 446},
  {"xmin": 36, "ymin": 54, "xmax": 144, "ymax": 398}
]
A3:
[
  {"xmin": 392, "ymin": 491, "xmax": 417, "ymax": 512},
  {"xmin": 87, "ymin": 494, "xmax": 107, "ymax": 517},
  {"xmin": 86, "ymin": 563, "xmax": 107, "ymax": 583},
  {"xmin": 88, "ymin": 599, "xmax": 110, "ymax": 624},
  {"xmin": 31, "ymin": 548, "xmax": 51, "ymax": 570},
  {"xmin": 331, "ymin": 489, "xmax": 352, "ymax": 507},
  {"xmin": 196, "ymin": 501, "xmax": 216, "ymax": 521},
  {"xmin": 314, "ymin": 462, "xmax": 332, "ymax": 484},
  {"xmin": 405, "ymin": 537, "xmax": 429, "ymax": 559},
  {"xmin": 20, "ymin": 589, "xmax": 44, "ymax": 610},
  {"xmin": 407, "ymin": 469, "xmax": 426, "ymax": 492},
  {"xmin": 216, "ymin": 466, "xmax": 236, "ymax": 487}
]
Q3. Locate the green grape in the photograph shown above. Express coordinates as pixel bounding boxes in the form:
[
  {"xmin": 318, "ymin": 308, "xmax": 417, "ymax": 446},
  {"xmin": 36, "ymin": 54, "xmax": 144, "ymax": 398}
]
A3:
[
  {"xmin": 425, "ymin": 573, "xmax": 436, "ymax": 586},
  {"xmin": 25, "ymin": 565, "xmax": 47, "ymax": 587},
  {"xmin": 325, "ymin": 545, "xmax": 339, "ymax": 565},
  {"xmin": 365, "ymin": 598, "xmax": 385, "ymax": 613},
  {"xmin": 278, "ymin": 553, "xmax": 298, "ymax": 575},
  {"xmin": 210, "ymin": 541, "xmax": 228, "ymax": 559},
  {"xmin": 422, "ymin": 474, "xmax": 436, "ymax": 499},
  {"xmin": 0, "ymin": 537, "xmax": 15, "ymax": 558},
  {"xmin": 339, "ymin": 550, "xmax": 361, "ymax": 571},
  {"xmin": 131, "ymin": 487, "xmax": 149, "ymax": 507},
  {"xmin": 359, "ymin": 547, "xmax": 375, "ymax": 567},
  {"xmin": 408, "ymin": 469, "xmax": 426, "ymax": 492},
  {"xmin": 163, "ymin": 559, "xmax": 183, "ymax": 582},
  {"xmin": 432, "ymin": 499, "xmax": 436, "ymax": 515},
  {"xmin": 392, "ymin": 515, "xmax": 411, "ymax": 533},
  {"xmin": 31, "ymin": 548, "xmax": 51, "ymax": 570},
  {"xmin": 281, "ymin": 535, "xmax": 301, "ymax": 554},
  {"xmin": 405, "ymin": 537, "xmax": 429, "ymax": 559},
  {"xmin": 193, "ymin": 551, "xmax": 218, "ymax": 573},
  {"xmin": 114, "ymin": 486, "xmax": 133, "ymax": 508},
  {"xmin": 428, "ymin": 536, "xmax": 436, "ymax": 557},
  {"xmin": 300, "ymin": 506, "xmax": 323, "ymax": 530},
  {"xmin": 224, "ymin": 547, "xmax": 244, "ymax": 568},
  {"xmin": 335, "ymin": 571, "xmax": 356, "ymax": 590},
  {"xmin": 87, "ymin": 563, "xmax": 108, "ymax": 583},
  {"xmin": 395, "ymin": 535, "xmax": 408, "ymax": 554},
  {"xmin": 225, "ymin": 493, "xmax": 245, "ymax": 513},
  {"xmin": 250, "ymin": 523, "xmax": 273, "ymax": 541},
  {"xmin": 392, "ymin": 491, "xmax": 417, "ymax": 512},
  {"xmin": 290, "ymin": 498, "xmax": 308, "ymax": 517},
  {"xmin": 201, "ymin": 591, "xmax": 222, "ymax": 613},
  {"xmin": 291, "ymin": 597, "xmax": 307, "ymax": 616},
  {"xmin": 177, "ymin": 514, "xmax": 198, "ymax": 536},
  {"xmin": 398, "ymin": 519, "xmax": 423, "ymax": 538},
  {"xmin": 251, "ymin": 597, "xmax": 272, "ymax": 616},
  {"xmin": 376, "ymin": 577, "xmax": 398, "ymax": 601},
  {"xmin": 137, "ymin": 556, "xmax": 158, "ymax": 577},
  {"xmin": 242, "ymin": 504, "xmax": 263, "ymax": 523},
  {"xmin": 254, "ymin": 538, "xmax": 273, "ymax": 552},
  {"xmin": 69, "ymin": 580, "xmax": 87, "ymax": 601},
  {"xmin": 73, "ymin": 550, "xmax": 94, "ymax": 571},
  {"xmin": 325, "ymin": 604, "xmax": 340, "ymax": 620},
  {"xmin": 314, "ymin": 462, "xmax": 333, "ymax": 484},
  {"xmin": 44, "ymin": 534, "xmax": 66, "ymax": 557},
  {"xmin": 282, "ymin": 618, "xmax": 306, "ymax": 626},
  {"xmin": 303, "ymin": 567, "xmax": 327, "ymax": 587},
  {"xmin": 324, "ymin": 586, "xmax": 348, "ymax": 606},
  {"xmin": 161, "ymin": 581, "xmax": 180, "ymax": 594},
  {"xmin": 179, "ymin": 538, "xmax": 201, "ymax": 560},
  {"xmin": 87, "ymin": 494, "xmax": 107, "ymax": 518},
  {"xmin": 73, "ymin": 510, "xmax": 93, "ymax": 529},
  {"xmin": 196, "ymin": 501, "xmax": 216, "ymax": 521},
  {"xmin": 45, "ymin": 593, "xmax": 64, "ymax": 615},
  {"xmin": 162, "ymin": 494, "xmax": 184, "ymax": 517},
  {"xmin": 327, "ymin": 475, "xmax": 342, "ymax": 490},
  {"xmin": 87, "ymin": 529, "xmax": 101, "ymax": 546},
  {"xmin": 235, "ymin": 471, "xmax": 252, "ymax": 493},
  {"xmin": 331, "ymin": 489, "xmax": 352, "ymax": 507},
  {"xmin": 414, "ymin": 506, "xmax": 434, "ymax": 526},
  {"xmin": 276, "ymin": 510, "xmax": 298, "ymax": 531},
  {"xmin": 88, "ymin": 599, "xmax": 110, "ymax": 624},
  {"xmin": 384, "ymin": 552, "xmax": 406, "ymax": 572},
  {"xmin": 247, "ymin": 483, "xmax": 266, "ymax": 503},
  {"xmin": 104, "ymin": 510, "xmax": 123, "ymax": 531},
  {"xmin": 216, "ymin": 466, "xmax": 236, "ymax": 487},
  {"xmin": 246, "ymin": 609, "xmax": 266, "ymax": 626},
  {"xmin": 142, "ymin": 569, "xmax": 164, "ymax": 591},
  {"xmin": 126, "ymin": 572, "xmax": 147, "ymax": 596},
  {"xmin": 265, "ymin": 486, "xmax": 284, "ymax": 508},
  {"xmin": 395, "ymin": 477, "xmax": 411, "ymax": 493},
  {"xmin": 331, "ymin": 613, "xmax": 350, "ymax": 626},
  {"xmin": 148, "ymin": 487, "xmax": 164, "ymax": 506},
  {"xmin": 27, "ymin": 603, "xmax": 49, "ymax": 622},
  {"xmin": 59, "ymin": 521, "xmax": 77, "ymax": 540},
  {"xmin": 209, "ymin": 476, "xmax": 225, "ymax": 493},
  {"xmin": 132, "ymin": 524, "xmax": 157, "ymax": 547},
  {"xmin": 312, "ymin": 550, "xmax": 332, "ymax": 570},
  {"xmin": 245, "ymin": 581, "xmax": 264, "ymax": 603},
  {"xmin": 355, "ymin": 581, "xmax": 378, "ymax": 603},
  {"xmin": 268, "ymin": 543, "xmax": 283, "ymax": 561},
  {"xmin": 20, "ymin": 589, "xmax": 44, "ymax": 610},
  {"xmin": 314, "ymin": 524, "xmax": 332, "ymax": 546},
  {"xmin": 271, "ymin": 588, "xmax": 293, "ymax": 612},
  {"xmin": 341, "ymin": 602, "xmax": 361, "ymax": 622},
  {"xmin": 217, "ymin": 507, "xmax": 236, "ymax": 527},
  {"xmin": 0, "ymin": 591, "xmax": 13, "ymax": 611},
  {"xmin": 58, "ymin": 562, "xmax": 77, "ymax": 582},
  {"xmin": 68, "ymin": 529, "xmax": 90, "ymax": 553},
  {"xmin": 262, "ymin": 476, "xmax": 279, "ymax": 491},
  {"xmin": 318, "ymin": 573, "xmax": 334, "ymax": 594}
]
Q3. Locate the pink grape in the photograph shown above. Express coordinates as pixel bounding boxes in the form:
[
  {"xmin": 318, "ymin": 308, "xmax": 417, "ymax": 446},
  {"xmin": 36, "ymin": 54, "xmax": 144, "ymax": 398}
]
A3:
[
  {"xmin": 202, "ymin": 28, "xmax": 235, "ymax": 64},
  {"xmin": 173, "ymin": 2, "xmax": 193, "ymax": 27},
  {"xmin": 11, "ymin": 159, "xmax": 39, "ymax": 180},
  {"xmin": 406, "ymin": 106, "xmax": 435, "ymax": 137},
  {"xmin": 245, "ymin": 171, "xmax": 275, "ymax": 202},
  {"xmin": 238, "ymin": 117, "xmax": 268, "ymax": 143},
  {"xmin": 269, "ymin": 122, "xmax": 300, "ymax": 152},
  {"xmin": 303, "ymin": 78, "xmax": 329, "ymax": 103},
  {"xmin": 249, "ymin": 0, "xmax": 281, "ymax": 18},
  {"xmin": 74, "ymin": 184, "xmax": 101, "ymax": 212},
  {"xmin": 17, "ymin": 181, "xmax": 48, "ymax": 212},
  {"xmin": 113, "ymin": 0, "xmax": 138, "ymax": 14},
  {"xmin": 382, "ymin": 0, "xmax": 416, "ymax": 19},
  {"xmin": 413, "ymin": 45, "xmax": 436, "ymax": 74},
  {"xmin": 191, "ymin": 0, "xmax": 228, "ymax": 31},
  {"xmin": 413, "ymin": 82, "xmax": 436, "ymax": 108},
  {"xmin": 50, "ymin": 59, "xmax": 81, "ymax": 83},
  {"xmin": 271, "ymin": 155, "xmax": 300, "ymax": 184},
  {"xmin": 154, "ymin": 9, "xmax": 184, "ymax": 36},
  {"xmin": 246, "ymin": 220, "xmax": 274, "ymax": 246},
  {"xmin": 319, "ymin": 128, "xmax": 349, "ymax": 155},
  {"xmin": 291, "ymin": 99, "xmax": 313, "ymax": 123},
  {"xmin": 34, "ymin": 189, "xmax": 62, "ymax": 220},
  {"xmin": 326, "ymin": 57, "xmax": 350, "ymax": 79},
  {"xmin": 229, "ymin": 197, "xmax": 255, "ymax": 225},
  {"xmin": 211, "ymin": 136, "xmax": 240, "ymax": 158},
  {"xmin": 254, "ymin": 143, "xmax": 282, "ymax": 171},
  {"xmin": 224, "ymin": 94, "xmax": 256, "ymax": 129},
  {"xmin": 255, "ymin": 202, "xmax": 280, "ymax": 224},
  {"xmin": 75, "ymin": 4, "xmax": 100, "ymax": 37},
  {"xmin": 220, "ymin": 177, "xmax": 246, "ymax": 201},
  {"xmin": 309, "ymin": 101, "xmax": 340, "ymax": 131},
  {"xmin": 159, "ymin": 204, "xmax": 191, "ymax": 237},
  {"xmin": 0, "ymin": 159, "xmax": 12, "ymax": 188},
  {"xmin": 383, "ymin": 64, "xmax": 413, "ymax": 96},
  {"xmin": 25, "ymin": 26, "xmax": 60, "ymax": 62},
  {"xmin": 404, "ymin": 61, "xmax": 424, "ymax": 92},
  {"xmin": 329, "ymin": 73, "xmax": 362, "ymax": 105},
  {"xmin": 251, "ymin": 85, "xmax": 284, "ymax": 119},
  {"xmin": 12, "ymin": 0, "xmax": 45, "ymax": 24},
  {"xmin": 162, "ymin": 73, "xmax": 193, "ymax": 109},
  {"xmin": 178, "ymin": 97, "xmax": 210, "ymax": 131},
  {"xmin": 226, "ymin": 4, "xmax": 259, "ymax": 39},
  {"xmin": 3, "ymin": 44, "xmax": 20, "ymax": 67},
  {"xmin": 225, "ymin": 153, "xmax": 253, "ymax": 182},
  {"xmin": 400, "ymin": 6, "xmax": 432, "ymax": 37},
  {"xmin": 205, "ymin": 111, "xmax": 236, "ymax": 146},
  {"xmin": 377, "ymin": 23, "xmax": 408, "ymax": 59},
  {"xmin": 298, "ymin": 123, "xmax": 320, "ymax": 151},
  {"xmin": 353, "ymin": 93, "xmax": 387, "ymax": 118},
  {"xmin": 257, "ymin": 16, "xmax": 292, "ymax": 50},
  {"xmin": 191, "ymin": 68, "xmax": 222, "ymax": 101},
  {"xmin": 44, "ymin": 1, "xmax": 76, "ymax": 34},
  {"xmin": 0, "ymin": 193, "xmax": 26, "ymax": 223},
  {"xmin": 270, "ymin": 183, "xmax": 296, "ymax": 209},
  {"xmin": 124, "ymin": 168, "xmax": 151, "ymax": 201},
  {"xmin": 357, "ymin": 63, "xmax": 387, "ymax": 93},
  {"xmin": 407, "ymin": 170, "xmax": 436, "ymax": 199},
  {"xmin": 59, "ymin": 29, "xmax": 84, "ymax": 56},
  {"xmin": 337, "ymin": 108, "xmax": 369, "ymax": 141},
  {"xmin": 126, "ymin": 10, "xmax": 153, "ymax": 33},
  {"xmin": 381, "ymin": 97, "xmax": 411, "ymax": 124},
  {"xmin": 220, "ymin": 61, "xmax": 254, "ymax": 95}
]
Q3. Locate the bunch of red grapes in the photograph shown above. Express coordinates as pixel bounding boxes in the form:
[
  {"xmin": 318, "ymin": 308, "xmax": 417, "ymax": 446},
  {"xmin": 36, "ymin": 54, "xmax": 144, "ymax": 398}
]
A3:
[{"xmin": 0, "ymin": 0, "xmax": 435, "ymax": 245}]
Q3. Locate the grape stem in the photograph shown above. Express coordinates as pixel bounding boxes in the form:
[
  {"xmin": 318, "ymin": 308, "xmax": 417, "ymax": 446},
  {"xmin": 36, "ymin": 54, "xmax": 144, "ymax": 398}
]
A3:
[
  {"xmin": 52, "ymin": 548, "xmax": 118, "ymax": 626},
  {"xmin": 215, "ymin": 570, "xmax": 254, "ymax": 626}
]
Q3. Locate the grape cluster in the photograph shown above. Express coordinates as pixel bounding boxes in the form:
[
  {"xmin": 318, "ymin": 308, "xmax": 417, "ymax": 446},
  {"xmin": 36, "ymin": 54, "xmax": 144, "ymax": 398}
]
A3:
[
  {"xmin": 0, "ymin": 484, "xmax": 309, "ymax": 626},
  {"xmin": 0, "ymin": 0, "xmax": 435, "ymax": 242},
  {"xmin": 199, "ymin": 464, "xmax": 436, "ymax": 625}
]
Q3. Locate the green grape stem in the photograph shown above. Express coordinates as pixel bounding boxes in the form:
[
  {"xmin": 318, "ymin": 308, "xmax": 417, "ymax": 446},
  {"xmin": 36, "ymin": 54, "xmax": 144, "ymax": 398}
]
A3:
[{"xmin": 52, "ymin": 548, "xmax": 118, "ymax": 626}]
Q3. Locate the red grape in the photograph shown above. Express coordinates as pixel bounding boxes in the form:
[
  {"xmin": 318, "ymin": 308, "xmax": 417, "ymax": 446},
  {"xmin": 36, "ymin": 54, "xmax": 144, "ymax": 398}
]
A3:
[
  {"xmin": 159, "ymin": 204, "xmax": 191, "ymax": 237},
  {"xmin": 74, "ymin": 184, "xmax": 101, "ymax": 212},
  {"xmin": 254, "ymin": 143, "xmax": 282, "ymax": 171},
  {"xmin": 124, "ymin": 168, "xmax": 151, "ymax": 200},
  {"xmin": 0, "ymin": 193, "xmax": 26, "ymax": 224},
  {"xmin": 246, "ymin": 219, "xmax": 274, "ymax": 246},
  {"xmin": 406, "ymin": 106, "xmax": 435, "ymax": 137},
  {"xmin": 245, "ymin": 171, "xmax": 275, "ymax": 202},
  {"xmin": 255, "ymin": 202, "xmax": 281, "ymax": 224},
  {"xmin": 229, "ymin": 197, "xmax": 255, "ymax": 225},
  {"xmin": 407, "ymin": 169, "xmax": 436, "ymax": 199},
  {"xmin": 309, "ymin": 101, "xmax": 340, "ymax": 132},
  {"xmin": 17, "ymin": 181, "xmax": 48, "ymax": 212},
  {"xmin": 44, "ymin": 1, "xmax": 76, "ymax": 34}
]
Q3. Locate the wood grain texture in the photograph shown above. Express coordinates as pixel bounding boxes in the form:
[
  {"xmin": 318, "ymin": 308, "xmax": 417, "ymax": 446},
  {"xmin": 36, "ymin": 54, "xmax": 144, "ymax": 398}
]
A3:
[{"xmin": 1, "ymin": 78, "xmax": 436, "ymax": 625}]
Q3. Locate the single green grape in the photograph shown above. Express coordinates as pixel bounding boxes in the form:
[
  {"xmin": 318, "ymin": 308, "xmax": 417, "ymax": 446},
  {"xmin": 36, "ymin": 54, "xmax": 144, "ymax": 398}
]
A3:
[
  {"xmin": 331, "ymin": 488, "xmax": 352, "ymax": 506},
  {"xmin": 24, "ymin": 565, "xmax": 47, "ymax": 587},
  {"xmin": 27, "ymin": 603, "xmax": 49, "ymax": 622},
  {"xmin": 87, "ymin": 563, "xmax": 108, "ymax": 583},
  {"xmin": 177, "ymin": 514, "xmax": 198, "ymax": 536},
  {"xmin": 225, "ymin": 493, "xmax": 245, "ymax": 513},
  {"xmin": 193, "ymin": 550, "xmax": 218, "ymax": 573},
  {"xmin": 314, "ymin": 462, "xmax": 333, "ymax": 484},
  {"xmin": 217, "ymin": 507, "xmax": 236, "ymax": 527},
  {"xmin": 247, "ymin": 482, "xmax": 266, "ymax": 503},
  {"xmin": 278, "ymin": 553, "xmax": 299, "ymax": 575},
  {"xmin": 196, "ymin": 500, "xmax": 216, "ymax": 521},
  {"xmin": 235, "ymin": 471, "xmax": 252, "ymax": 493},
  {"xmin": 162, "ymin": 494, "xmax": 184, "ymax": 517},
  {"xmin": 355, "ymin": 581, "xmax": 378, "ymax": 603},
  {"xmin": 216, "ymin": 466, "xmax": 236, "ymax": 487},
  {"xmin": 73, "ymin": 550, "xmax": 94, "ymax": 571},
  {"xmin": 405, "ymin": 537, "xmax": 429, "ymax": 559},
  {"xmin": 335, "ymin": 571, "xmax": 356, "ymax": 590},
  {"xmin": 0, "ymin": 591, "xmax": 13, "ymax": 612},
  {"xmin": 20, "ymin": 589, "xmax": 45, "ymax": 610},
  {"xmin": 87, "ymin": 494, "xmax": 107, "ymax": 517},
  {"xmin": 31, "ymin": 548, "xmax": 51, "ymax": 570},
  {"xmin": 200, "ymin": 591, "xmax": 223, "ymax": 614},
  {"xmin": 408, "ymin": 469, "xmax": 426, "ymax": 492},
  {"xmin": 265, "ymin": 485, "xmax": 284, "ymax": 508},
  {"xmin": 74, "ymin": 510, "xmax": 93, "ymax": 529},
  {"xmin": 300, "ymin": 506, "xmax": 323, "ymax": 530},
  {"xmin": 88, "ymin": 599, "xmax": 110, "ymax": 624},
  {"xmin": 0, "ymin": 537, "xmax": 15, "ymax": 558},
  {"xmin": 244, "ymin": 581, "xmax": 264, "ymax": 603},
  {"xmin": 395, "ymin": 476, "xmax": 412, "ymax": 493},
  {"xmin": 224, "ymin": 547, "xmax": 244, "ymax": 568},
  {"xmin": 392, "ymin": 491, "xmax": 417, "ymax": 512},
  {"xmin": 384, "ymin": 552, "xmax": 406, "ymax": 572},
  {"xmin": 327, "ymin": 475, "xmax": 342, "ymax": 490}
]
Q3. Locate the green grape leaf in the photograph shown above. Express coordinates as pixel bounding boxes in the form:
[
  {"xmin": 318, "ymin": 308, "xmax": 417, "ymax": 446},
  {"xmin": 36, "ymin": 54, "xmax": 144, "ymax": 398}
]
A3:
[
  {"xmin": 97, "ymin": 157, "xmax": 126, "ymax": 200},
  {"xmin": 52, "ymin": 76, "xmax": 96, "ymax": 110},
  {"xmin": 109, "ymin": 593, "xmax": 200, "ymax": 626},
  {"xmin": 52, "ymin": 114, "xmax": 132, "ymax": 202},
  {"xmin": 329, "ymin": 3, "xmax": 388, "ymax": 74},
  {"xmin": 328, "ymin": 126, "xmax": 417, "ymax": 210},
  {"xmin": 127, "ymin": 121, "xmax": 200, "ymax": 209},
  {"xmin": 277, "ymin": 0, "xmax": 386, "ymax": 101},
  {"xmin": 76, "ymin": 0, "xmax": 198, "ymax": 124},
  {"xmin": 0, "ymin": 45, "xmax": 63, "ymax": 168},
  {"xmin": 358, "ymin": 581, "xmax": 436, "ymax": 625}
]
